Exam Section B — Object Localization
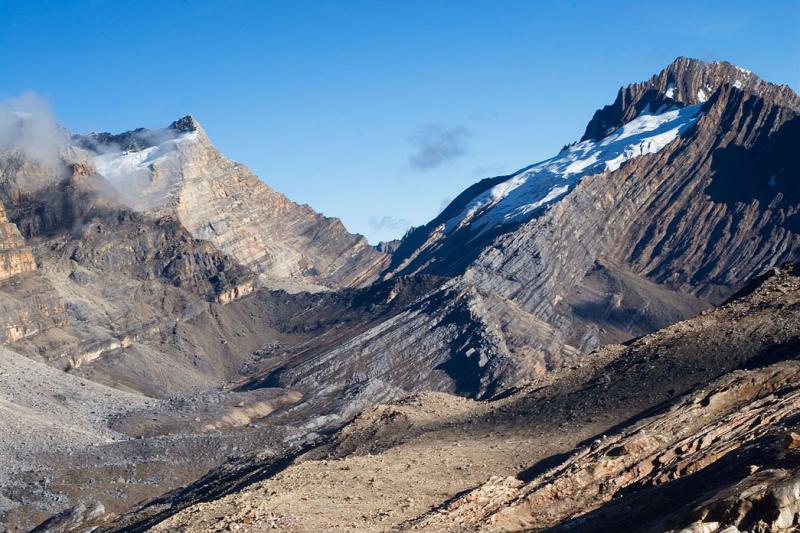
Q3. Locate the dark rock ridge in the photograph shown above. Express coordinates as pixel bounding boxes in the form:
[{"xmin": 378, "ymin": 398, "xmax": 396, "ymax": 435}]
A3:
[{"xmin": 582, "ymin": 56, "xmax": 800, "ymax": 141}]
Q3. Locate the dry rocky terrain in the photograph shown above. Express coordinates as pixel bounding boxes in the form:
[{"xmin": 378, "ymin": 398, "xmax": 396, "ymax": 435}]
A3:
[{"xmin": 116, "ymin": 265, "xmax": 800, "ymax": 532}]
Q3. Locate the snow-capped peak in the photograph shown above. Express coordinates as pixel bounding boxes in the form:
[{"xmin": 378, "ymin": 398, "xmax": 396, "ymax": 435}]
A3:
[{"xmin": 445, "ymin": 103, "xmax": 703, "ymax": 235}]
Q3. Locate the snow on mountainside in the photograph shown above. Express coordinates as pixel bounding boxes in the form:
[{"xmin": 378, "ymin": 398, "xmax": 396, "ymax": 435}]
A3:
[
  {"xmin": 92, "ymin": 130, "xmax": 199, "ymax": 182},
  {"xmin": 445, "ymin": 103, "xmax": 703, "ymax": 235},
  {"xmin": 91, "ymin": 128, "xmax": 199, "ymax": 212}
]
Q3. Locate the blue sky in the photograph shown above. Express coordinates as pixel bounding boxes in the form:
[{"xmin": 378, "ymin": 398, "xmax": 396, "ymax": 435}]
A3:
[{"xmin": 1, "ymin": 1, "xmax": 798, "ymax": 243}]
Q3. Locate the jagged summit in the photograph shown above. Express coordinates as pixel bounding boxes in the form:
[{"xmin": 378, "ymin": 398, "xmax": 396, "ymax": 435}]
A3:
[
  {"xmin": 75, "ymin": 114, "xmax": 205, "ymax": 154},
  {"xmin": 582, "ymin": 56, "xmax": 800, "ymax": 141},
  {"xmin": 169, "ymin": 114, "xmax": 201, "ymax": 133}
]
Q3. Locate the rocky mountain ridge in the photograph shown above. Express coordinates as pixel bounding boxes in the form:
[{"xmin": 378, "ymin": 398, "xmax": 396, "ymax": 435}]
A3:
[
  {"xmin": 235, "ymin": 57, "xmax": 800, "ymax": 424},
  {"xmin": 582, "ymin": 57, "xmax": 800, "ymax": 140}
]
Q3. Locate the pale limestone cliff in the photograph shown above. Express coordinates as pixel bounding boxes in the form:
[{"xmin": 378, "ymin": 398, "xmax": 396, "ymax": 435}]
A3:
[
  {"xmin": 85, "ymin": 117, "xmax": 388, "ymax": 292},
  {"xmin": 0, "ymin": 203, "xmax": 36, "ymax": 282}
]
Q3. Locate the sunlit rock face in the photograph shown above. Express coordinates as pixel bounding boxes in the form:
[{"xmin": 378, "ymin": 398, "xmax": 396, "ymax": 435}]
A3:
[
  {"xmin": 85, "ymin": 116, "xmax": 389, "ymax": 293},
  {"xmin": 0, "ymin": 200, "xmax": 67, "ymax": 344},
  {"xmin": 0, "ymin": 202, "xmax": 36, "ymax": 281}
]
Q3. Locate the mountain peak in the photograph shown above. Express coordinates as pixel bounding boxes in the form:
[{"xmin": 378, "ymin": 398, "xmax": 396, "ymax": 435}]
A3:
[
  {"xmin": 582, "ymin": 57, "xmax": 799, "ymax": 141},
  {"xmin": 653, "ymin": 56, "xmax": 758, "ymax": 103},
  {"xmin": 169, "ymin": 114, "xmax": 202, "ymax": 133}
]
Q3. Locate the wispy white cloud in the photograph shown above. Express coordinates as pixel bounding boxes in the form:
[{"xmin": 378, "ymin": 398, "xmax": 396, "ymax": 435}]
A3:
[
  {"xmin": 0, "ymin": 92, "xmax": 67, "ymax": 169},
  {"xmin": 369, "ymin": 214, "xmax": 413, "ymax": 232},
  {"xmin": 408, "ymin": 125, "xmax": 470, "ymax": 170}
]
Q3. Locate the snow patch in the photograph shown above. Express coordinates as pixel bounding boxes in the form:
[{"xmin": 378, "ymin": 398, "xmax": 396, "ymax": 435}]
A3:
[
  {"xmin": 697, "ymin": 88, "xmax": 708, "ymax": 103},
  {"xmin": 664, "ymin": 83, "xmax": 676, "ymax": 99},
  {"xmin": 93, "ymin": 130, "xmax": 197, "ymax": 181},
  {"xmin": 445, "ymin": 104, "xmax": 703, "ymax": 234},
  {"xmin": 92, "ymin": 130, "xmax": 199, "ymax": 210}
]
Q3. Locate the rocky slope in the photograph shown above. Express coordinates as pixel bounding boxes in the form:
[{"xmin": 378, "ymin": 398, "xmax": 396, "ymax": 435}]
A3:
[
  {"xmin": 0, "ymin": 344, "xmax": 153, "ymax": 488},
  {"xmin": 115, "ymin": 264, "xmax": 800, "ymax": 532}
]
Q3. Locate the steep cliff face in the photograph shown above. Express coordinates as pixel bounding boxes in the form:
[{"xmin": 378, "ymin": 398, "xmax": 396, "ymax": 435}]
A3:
[
  {"xmin": 82, "ymin": 117, "xmax": 388, "ymax": 292},
  {"xmin": 0, "ymin": 195, "xmax": 67, "ymax": 344},
  {"xmin": 0, "ymin": 202, "xmax": 36, "ymax": 281}
]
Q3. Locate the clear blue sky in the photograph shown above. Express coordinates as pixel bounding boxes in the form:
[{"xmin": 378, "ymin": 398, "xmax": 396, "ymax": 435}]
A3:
[{"xmin": 1, "ymin": 1, "xmax": 798, "ymax": 243}]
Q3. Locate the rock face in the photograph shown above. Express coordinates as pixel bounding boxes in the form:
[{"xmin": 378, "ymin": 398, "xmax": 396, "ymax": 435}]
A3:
[
  {"xmin": 0, "ymin": 203, "xmax": 36, "ymax": 281},
  {"xmin": 0, "ymin": 191, "xmax": 67, "ymax": 344},
  {"xmin": 0, "ymin": 273, "xmax": 67, "ymax": 344},
  {"xmin": 415, "ymin": 363, "xmax": 800, "ymax": 532},
  {"xmin": 82, "ymin": 116, "xmax": 388, "ymax": 292}
]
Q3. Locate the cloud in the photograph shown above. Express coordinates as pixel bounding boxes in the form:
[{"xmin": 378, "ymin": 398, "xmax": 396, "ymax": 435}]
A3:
[
  {"xmin": 369, "ymin": 215, "xmax": 413, "ymax": 232},
  {"xmin": 408, "ymin": 125, "xmax": 470, "ymax": 170},
  {"xmin": 0, "ymin": 92, "xmax": 68, "ymax": 169},
  {"xmin": 689, "ymin": 19, "xmax": 745, "ymax": 36}
]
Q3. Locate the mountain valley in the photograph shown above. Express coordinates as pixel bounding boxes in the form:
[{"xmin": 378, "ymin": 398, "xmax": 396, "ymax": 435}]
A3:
[{"xmin": 0, "ymin": 56, "xmax": 798, "ymax": 532}]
